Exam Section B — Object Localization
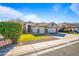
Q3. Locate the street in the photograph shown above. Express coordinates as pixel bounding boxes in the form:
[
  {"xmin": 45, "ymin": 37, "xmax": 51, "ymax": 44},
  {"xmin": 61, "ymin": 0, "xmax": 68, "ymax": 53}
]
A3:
[{"xmin": 38, "ymin": 42, "xmax": 79, "ymax": 56}]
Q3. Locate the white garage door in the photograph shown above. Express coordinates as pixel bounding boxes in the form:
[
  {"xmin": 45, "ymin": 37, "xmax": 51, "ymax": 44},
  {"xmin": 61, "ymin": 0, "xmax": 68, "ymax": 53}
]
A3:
[
  {"xmin": 39, "ymin": 27, "xmax": 45, "ymax": 34},
  {"xmin": 47, "ymin": 28, "xmax": 56, "ymax": 33},
  {"xmin": 32, "ymin": 27, "xmax": 38, "ymax": 33}
]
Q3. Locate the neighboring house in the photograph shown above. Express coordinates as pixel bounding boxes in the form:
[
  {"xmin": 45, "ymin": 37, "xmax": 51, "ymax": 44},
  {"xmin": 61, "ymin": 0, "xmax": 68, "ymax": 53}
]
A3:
[
  {"xmin": 58, "ymin": 23, "xmax": 79, "ymax": 33},
  {"xmin": 25, "ymin": 21, "xmax": 59, "ymax": 34}
]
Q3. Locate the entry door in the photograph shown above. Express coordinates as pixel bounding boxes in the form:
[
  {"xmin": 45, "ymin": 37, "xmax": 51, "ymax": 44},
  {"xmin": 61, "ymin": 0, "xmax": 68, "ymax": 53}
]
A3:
[{"xmin": 28, "ymin": 25, "xmax": 31, "ymax": 33}]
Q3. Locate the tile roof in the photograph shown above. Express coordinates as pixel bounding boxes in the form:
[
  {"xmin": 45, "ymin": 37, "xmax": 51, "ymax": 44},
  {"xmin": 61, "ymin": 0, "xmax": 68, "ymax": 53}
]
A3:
[
  {"xmin": 59, "ymin": 23, "xmax": 79, "ymax": 28},
  {"xmin": 25, "ymin": 22, "xmax": 59, "ymax": 28}
]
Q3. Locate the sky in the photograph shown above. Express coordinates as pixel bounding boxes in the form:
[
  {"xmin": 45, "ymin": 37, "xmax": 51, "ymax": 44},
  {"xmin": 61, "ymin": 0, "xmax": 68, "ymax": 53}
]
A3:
[{"xmin": 0, "ymin": 3, "xmax": 79, "ymax": 23}]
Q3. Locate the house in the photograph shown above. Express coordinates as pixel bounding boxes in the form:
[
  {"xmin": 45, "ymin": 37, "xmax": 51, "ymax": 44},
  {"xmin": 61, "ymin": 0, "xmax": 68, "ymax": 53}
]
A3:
[
  {"xmin": 70, "ymin": 23, "xmax": 79, "ymax": 33},
  {"xmin": 25, "ymin": 21, "xmax": 59, "ymax": 34},
  {"xmin": 58, "ymin": 22, "xmax": 79, "ymax": 33},
  {"xmin": 2, "ymin": 20, "xmax": 59, "ymax": 34}
]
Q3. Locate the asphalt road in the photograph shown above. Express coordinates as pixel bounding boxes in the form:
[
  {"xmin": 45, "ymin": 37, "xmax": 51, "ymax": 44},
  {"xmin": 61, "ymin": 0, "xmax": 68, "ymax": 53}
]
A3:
[{"xmin": 38, "ymin": 42, "xmax": 79, "ymax": 56}]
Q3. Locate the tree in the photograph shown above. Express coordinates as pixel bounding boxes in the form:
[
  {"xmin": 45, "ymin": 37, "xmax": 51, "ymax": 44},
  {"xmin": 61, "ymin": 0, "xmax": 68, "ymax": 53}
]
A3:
[{"xmin": 0, "ymin": 21, "xmax": 23, "ymax": 44}]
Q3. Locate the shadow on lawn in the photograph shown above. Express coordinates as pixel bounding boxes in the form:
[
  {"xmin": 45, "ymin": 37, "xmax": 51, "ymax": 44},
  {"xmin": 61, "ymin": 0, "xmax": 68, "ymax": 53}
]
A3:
[{"xmin": 0, "ymin": 44, "xmax": 16, "ymax": 56}]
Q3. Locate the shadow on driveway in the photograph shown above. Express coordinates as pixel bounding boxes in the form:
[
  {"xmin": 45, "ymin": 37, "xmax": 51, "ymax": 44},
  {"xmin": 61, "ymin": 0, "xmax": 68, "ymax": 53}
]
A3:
[
  {"xmin": 46, "ymin": 33, "xmax": 66, "ymax": 37},
  {"xmin": 0, "ymin": 44, "xmax": 16, "ymax": 56}
]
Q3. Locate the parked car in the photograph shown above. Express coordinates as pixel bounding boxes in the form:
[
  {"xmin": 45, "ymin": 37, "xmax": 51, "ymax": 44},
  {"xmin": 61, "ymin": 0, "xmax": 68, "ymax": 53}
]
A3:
[{"xmin": 74, "ymin": 30, "xmax": 79, "ymax": 33}]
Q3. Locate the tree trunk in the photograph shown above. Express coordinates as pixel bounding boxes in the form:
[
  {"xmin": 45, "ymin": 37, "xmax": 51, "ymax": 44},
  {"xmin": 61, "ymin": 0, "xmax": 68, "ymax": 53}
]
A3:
[{"xmin": 12, "ymin": 38, "xmax": 17, "ymax": 44}]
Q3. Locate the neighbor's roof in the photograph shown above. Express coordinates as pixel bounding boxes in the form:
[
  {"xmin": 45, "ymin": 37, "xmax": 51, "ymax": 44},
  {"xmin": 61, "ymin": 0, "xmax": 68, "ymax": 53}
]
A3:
[{"xmin": 59, "ymin": 23, "xmax": 79, "ymax": 28}]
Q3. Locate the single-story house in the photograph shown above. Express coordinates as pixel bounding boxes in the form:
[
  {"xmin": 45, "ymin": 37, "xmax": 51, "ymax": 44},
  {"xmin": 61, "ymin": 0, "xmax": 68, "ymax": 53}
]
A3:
[
  {"xmin": 25, "ymin": 22, "xmax": 59, "ymax": 34},
  {"xmin": 58, "ymin": 23, "xmax": 79, "ymax": 33}
]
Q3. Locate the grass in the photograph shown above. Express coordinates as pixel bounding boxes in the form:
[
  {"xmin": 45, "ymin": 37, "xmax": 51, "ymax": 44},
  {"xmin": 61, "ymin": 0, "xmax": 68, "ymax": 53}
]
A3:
[
  {"xmin": 73, "ymin": 34, "xmax": 79, "ymax": 36},
  {"xmin": 18, "ymin": 34, "xmax": 49, "ymax": 42}
]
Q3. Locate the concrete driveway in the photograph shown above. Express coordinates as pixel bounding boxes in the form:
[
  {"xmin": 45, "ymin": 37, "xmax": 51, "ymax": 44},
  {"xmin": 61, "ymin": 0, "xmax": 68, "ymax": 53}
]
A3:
[{"xmin": 45, "ymin": 33, "xmax": 66, "ymax": 39}]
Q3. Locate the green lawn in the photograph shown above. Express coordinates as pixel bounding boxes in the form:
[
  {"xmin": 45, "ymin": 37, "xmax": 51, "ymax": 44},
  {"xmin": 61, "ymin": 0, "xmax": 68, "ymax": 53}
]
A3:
[
  {"xmin": 18, "ymin": 34, "xmax": 49, "ymax": 42},
  {"xmin": 73, "ymin": 34, "xmax": 79, "ymax": 36}
]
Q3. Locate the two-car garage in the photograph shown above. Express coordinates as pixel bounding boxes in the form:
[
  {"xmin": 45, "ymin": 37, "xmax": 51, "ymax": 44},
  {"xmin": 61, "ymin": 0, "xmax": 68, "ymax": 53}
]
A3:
[{"xmin": 32, "ymin": 27, "xmax": 46, "ymax": 34}]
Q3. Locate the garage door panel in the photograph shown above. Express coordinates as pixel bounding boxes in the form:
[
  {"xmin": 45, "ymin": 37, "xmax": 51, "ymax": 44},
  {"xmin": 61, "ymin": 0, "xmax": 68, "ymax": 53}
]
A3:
[
  {"xmin": 32, "ymin": 27, "xmax": 38, "ymax": 33},
  {"xmin": 47, "ymin": 28, "xmax": 56, "ymax": 33},
  {"xmin": 39, "ymin": 27, "xmax": 45, "ymax": 34}
]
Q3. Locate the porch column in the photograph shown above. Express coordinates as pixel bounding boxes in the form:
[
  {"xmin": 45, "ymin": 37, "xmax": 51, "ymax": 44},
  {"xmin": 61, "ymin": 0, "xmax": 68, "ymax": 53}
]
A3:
[
  {"xmin": 45, "ymin": 27, "xmax": 47, "ymax": 34},
  {"xmin": 56, "ymin": 27, "xmax": 58, "ymax": 33}
]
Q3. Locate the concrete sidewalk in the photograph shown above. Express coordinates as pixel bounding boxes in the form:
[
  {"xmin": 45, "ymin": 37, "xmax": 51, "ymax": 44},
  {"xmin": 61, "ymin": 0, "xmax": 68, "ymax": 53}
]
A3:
[
  {"xmin": 5, "ymin": 35, "xmax": 79, "ymax": 56},
  {"xmin": 38, "ymin": 41, "xmax": 79, "ymax": 56}
]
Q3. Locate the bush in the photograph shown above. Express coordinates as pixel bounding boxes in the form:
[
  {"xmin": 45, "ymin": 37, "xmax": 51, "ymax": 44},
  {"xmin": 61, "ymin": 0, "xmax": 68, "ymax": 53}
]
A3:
[{"xmin": 0, "ymin": 21, "xmax": 23, "ymax": 43}]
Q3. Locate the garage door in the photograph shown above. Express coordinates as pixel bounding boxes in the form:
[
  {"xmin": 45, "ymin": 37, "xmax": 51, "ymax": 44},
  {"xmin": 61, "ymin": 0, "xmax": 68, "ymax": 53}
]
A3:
[
  {"xmin": 32, "ymin": 27, "xmax": 38, "ymax": 33},
  {"xmin": 47, "ymin": 28, "xmax": 56, "ymax": 33},
  {"xmin": 39, "ymin": 27, "xmax": 45, "ymax": 34}
]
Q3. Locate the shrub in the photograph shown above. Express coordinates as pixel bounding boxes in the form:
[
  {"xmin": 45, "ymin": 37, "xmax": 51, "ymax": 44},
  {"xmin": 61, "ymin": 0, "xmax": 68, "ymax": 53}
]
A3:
[{"xmin": 0, "ymin": 21, "xmax": 23, "ymax": 44}]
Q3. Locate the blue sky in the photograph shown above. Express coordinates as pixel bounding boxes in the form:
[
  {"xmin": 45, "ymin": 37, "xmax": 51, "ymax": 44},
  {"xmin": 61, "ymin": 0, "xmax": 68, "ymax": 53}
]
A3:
[{"xmin": 0, "ymin": 3, "xmax": 79, "ymax": 23}]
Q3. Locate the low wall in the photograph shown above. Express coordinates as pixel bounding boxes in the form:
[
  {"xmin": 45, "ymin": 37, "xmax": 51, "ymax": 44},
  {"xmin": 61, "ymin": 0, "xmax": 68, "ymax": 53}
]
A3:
[{"xmin": 0, "ymin": 39, "xmax": 12, "ymax": 47}]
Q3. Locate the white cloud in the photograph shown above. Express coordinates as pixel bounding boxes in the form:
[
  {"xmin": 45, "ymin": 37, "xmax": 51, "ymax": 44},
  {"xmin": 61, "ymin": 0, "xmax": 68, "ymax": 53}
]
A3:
[
  {"xmin": 0, "ymin": 5, "xmax": 24, "ymax": 21},
  {"xmin": 70, "ymin": 3, "xmax": 79, "ymax": 16},
  {"xmin": 0, "ymin": 5, "xmax": 47, "ymax": 22},
  {"xmin": 53, "ymin": 4, "xmax": 61, "ymax": 12},
  {"xmin": 21, "ymin": 14, "xmax": 47, "ymax": 22}
]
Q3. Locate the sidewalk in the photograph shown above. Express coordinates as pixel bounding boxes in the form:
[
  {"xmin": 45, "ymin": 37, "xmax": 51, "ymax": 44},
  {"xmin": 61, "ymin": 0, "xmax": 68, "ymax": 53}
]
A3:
[
  {"xmin": 5, "ymin": 35, "xmax": 79, "ymax": 56},
  {"xmin": 38, "ymin": 41, "xmax": 79, "ymax": 56}
]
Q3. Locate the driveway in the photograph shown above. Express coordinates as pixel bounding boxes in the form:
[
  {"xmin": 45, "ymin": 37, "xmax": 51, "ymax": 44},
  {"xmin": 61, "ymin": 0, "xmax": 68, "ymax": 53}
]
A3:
[
  {"xmin": 45, "ymin": 33, "xmax": 66, "ymax": 39},
  {"xmin": 38, "ymin": 42, "xmax": 79, "ymax": 56}
]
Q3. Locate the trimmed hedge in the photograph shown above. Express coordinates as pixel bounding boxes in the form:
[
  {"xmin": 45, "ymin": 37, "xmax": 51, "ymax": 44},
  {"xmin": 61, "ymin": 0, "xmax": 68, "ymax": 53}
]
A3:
[{"xmin": 0, "ymin": 22, "xmax": 23, "ymax": 43}]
